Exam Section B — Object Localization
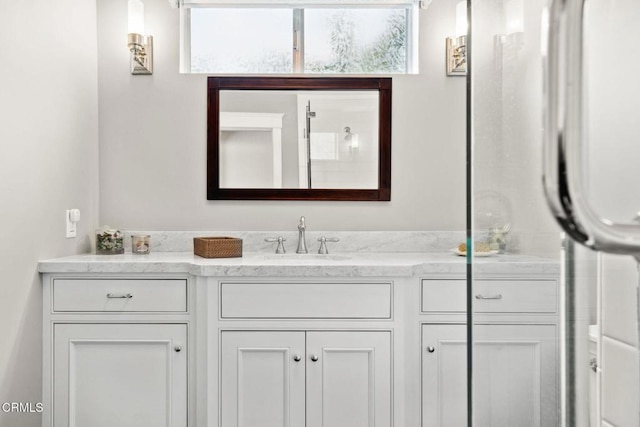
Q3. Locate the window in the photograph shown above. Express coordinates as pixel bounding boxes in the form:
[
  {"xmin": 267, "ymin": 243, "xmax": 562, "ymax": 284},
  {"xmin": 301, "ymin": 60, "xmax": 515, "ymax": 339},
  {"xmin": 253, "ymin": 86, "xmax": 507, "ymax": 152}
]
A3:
[{"xmin": 180, "ymin": 1, "xmax": 419, "ymax": 74}]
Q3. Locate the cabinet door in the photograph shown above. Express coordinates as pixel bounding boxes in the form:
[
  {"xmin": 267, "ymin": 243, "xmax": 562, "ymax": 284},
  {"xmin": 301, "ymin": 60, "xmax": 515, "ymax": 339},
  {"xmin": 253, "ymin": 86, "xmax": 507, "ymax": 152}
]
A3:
[
  {"xmin": 220, "ymin": 331, "xmax": 306, "ymax": 427},
  {"xmin": 306, "ymin": 331, "xmax": 391, "ymax": 427},
  {"xmin": 422, "ymin": 324, "xmax": 558, "ymax": 427},
  {"xmin": 421, "ymin": 324, "xmax": 467, "ymax": 427},
  {"xmin": 53, "ymin": 324, "xmax": 187, "ymax": 427},
  {"xmin": 473, "ymin": 324, "xmax": 557, "ymax": 427}
]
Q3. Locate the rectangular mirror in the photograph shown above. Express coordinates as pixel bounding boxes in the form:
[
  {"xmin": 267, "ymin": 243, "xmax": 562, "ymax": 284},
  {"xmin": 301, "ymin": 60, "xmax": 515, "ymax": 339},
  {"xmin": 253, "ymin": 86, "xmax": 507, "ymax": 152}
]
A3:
[{"xmin": 207, "ymin": 77, "xmax": 391, "ymax": 200}]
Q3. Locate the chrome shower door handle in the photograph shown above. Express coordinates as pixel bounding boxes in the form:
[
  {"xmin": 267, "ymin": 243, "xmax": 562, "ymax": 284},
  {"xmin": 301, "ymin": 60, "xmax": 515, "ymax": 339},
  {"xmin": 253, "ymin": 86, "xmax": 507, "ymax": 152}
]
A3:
[{"xmin": 543, "ymin": 0, "xmax": 640, "ymax": 256}]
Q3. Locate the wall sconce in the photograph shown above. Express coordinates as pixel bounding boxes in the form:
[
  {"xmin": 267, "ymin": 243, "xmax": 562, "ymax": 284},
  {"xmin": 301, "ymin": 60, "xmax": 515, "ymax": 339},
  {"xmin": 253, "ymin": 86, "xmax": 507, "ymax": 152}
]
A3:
[
  {"xmin": 127, "ymin": 0, "xmax": 153, "ymax": 75},
  {"xmin": 446, "ymin": 1, "xmax": 467, "ymax": 76}
]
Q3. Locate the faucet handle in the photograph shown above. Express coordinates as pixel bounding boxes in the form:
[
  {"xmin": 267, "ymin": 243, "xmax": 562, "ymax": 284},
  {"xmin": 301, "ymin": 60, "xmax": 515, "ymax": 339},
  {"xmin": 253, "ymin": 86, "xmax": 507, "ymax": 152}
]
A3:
[
  {"xmin": 317, "ymin": 236, "xmax": 339, "ymax": 254},
  {"xmin": 265, "ymin": 236, "xmax": 287, "ymax": 254}
]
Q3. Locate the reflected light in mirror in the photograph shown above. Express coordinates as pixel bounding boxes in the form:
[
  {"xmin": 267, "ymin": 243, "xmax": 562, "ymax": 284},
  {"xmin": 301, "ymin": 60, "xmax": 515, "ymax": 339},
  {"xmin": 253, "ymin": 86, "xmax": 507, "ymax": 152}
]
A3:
[{"xmin": 345, "ymin": 126, "xmax": 360, "ymax": 150}]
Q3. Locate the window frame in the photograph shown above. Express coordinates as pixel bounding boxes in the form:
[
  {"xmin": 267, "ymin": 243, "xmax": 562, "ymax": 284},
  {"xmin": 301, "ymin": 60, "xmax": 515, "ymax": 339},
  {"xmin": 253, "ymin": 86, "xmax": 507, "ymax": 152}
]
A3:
[{"xmin": 180, "ymin": 2, "xmax": 419, "ymax": 74}]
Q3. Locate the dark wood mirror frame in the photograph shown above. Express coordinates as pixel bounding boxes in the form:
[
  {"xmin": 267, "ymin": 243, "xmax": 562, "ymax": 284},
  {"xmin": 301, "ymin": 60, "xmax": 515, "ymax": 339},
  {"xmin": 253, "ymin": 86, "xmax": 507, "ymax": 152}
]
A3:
[{"xmin": 207, "ymin": 76, "xmax": 391, "ymax": 201}]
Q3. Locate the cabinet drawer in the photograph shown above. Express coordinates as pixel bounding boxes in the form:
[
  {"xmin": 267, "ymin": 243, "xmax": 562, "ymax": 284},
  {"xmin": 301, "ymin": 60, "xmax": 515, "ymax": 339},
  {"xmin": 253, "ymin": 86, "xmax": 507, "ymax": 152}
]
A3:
[
  {"xmin": 53, "ymin": 279, "xmax": 187, "ymax": 312},
  {"xmin": 220, "ymin": 282, "xmax": 392, "ymax": 319},
  {"xmin": 421, "ymin": 279, "xmax": 557, "ymax": 314}
]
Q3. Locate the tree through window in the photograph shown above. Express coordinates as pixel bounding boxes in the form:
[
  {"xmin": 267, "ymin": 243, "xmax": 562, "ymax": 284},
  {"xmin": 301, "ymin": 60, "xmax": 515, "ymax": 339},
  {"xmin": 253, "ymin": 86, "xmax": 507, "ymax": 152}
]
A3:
[{"xmin": 184, "ymin": 2, "xmax": 418, "ymax": 74}]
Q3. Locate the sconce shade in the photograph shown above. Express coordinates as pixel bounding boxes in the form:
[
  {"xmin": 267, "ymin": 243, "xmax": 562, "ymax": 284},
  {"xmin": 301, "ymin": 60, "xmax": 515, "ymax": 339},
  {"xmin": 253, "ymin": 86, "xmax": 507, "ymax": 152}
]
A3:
[
  {"xmin": 447, "ymin": 0, "xmax": 467, "ymax": 76},
  {"xmin": 455, "ymin": 1, "xmax": 467, "ymax": 37},
  {"xmin": 126, "ymin": 0, "xmax": 152, "ymax": 74},
  {"xmin": 505, "ymin": 0, "xmax": 524, "ymax": 34},
  {"xmin": 128, "ymin": 0, "xmax": 145, "ymax": 34}
]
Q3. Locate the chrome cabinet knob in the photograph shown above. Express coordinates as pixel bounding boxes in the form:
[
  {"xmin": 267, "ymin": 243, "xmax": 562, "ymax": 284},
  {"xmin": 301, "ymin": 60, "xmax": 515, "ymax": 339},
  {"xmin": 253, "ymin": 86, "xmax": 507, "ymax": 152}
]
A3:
[
  {"xmin": 427, "ymin": 346, "xmax": 435, "ymax": 353},
  {"xmin": 174, "ymin": 345, "xmax": 182, "ymax": 352},
  {"xmin": 293, "ymin": 354, "xmax": 302, "ymax": 362},
  {"xmin": 310, "ymin": 354, "xmax": 319, "ymax": 362}
]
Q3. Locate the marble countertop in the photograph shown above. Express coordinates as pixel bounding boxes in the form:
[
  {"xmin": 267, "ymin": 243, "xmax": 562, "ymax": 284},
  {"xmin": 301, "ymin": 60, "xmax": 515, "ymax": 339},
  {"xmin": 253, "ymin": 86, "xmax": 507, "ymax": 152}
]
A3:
[{"xmin": 38, "ymin": 251, "xmax": 560, "ymax": 278}]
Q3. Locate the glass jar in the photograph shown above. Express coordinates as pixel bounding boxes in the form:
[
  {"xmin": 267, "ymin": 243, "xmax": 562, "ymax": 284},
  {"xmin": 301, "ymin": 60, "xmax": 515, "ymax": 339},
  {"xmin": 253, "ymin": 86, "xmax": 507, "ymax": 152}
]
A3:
[
  {"xmin": 131, "ymin": 234, "xmax": 151, "ymax": 255},
  {"xmin": 95, "ymin": 228, "xmax": 124, "ymax": 255}
]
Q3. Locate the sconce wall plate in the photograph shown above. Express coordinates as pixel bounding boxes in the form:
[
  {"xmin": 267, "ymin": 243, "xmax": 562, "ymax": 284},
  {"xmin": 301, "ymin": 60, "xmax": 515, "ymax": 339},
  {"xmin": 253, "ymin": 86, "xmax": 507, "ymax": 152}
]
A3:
[
  {"xmin": 128, "ymin": 33, "xmax": 153, "ymax": 75},
  {"xmin": 446, "ymin": 35, "xmax": 467, "ymax": 76}
]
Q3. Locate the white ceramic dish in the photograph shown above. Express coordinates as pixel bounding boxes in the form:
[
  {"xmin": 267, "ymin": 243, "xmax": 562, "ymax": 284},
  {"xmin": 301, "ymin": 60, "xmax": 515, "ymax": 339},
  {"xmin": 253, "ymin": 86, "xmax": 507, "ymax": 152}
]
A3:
[{"xmin": 451, "ymin": 249, "xmax": 500, "ymax": 257}]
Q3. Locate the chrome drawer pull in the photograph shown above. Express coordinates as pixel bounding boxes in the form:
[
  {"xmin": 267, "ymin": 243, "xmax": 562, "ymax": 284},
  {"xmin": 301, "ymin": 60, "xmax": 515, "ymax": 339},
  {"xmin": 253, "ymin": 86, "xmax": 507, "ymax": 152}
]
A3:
[
  {"xmin": 106, "ymin": 293, "xmax": 133, "ymax": 299},
  {"xmin": 475, "ymin": 294, "xmax": 503, "ymax": 300}
]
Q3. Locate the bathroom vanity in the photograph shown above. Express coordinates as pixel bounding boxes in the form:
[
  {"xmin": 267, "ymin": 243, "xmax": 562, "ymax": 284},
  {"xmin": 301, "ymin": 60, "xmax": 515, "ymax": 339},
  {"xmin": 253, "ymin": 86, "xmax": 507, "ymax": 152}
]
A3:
[{"xmin": 39, "ymin": 244, "xmax": 559, "ymax": 427}]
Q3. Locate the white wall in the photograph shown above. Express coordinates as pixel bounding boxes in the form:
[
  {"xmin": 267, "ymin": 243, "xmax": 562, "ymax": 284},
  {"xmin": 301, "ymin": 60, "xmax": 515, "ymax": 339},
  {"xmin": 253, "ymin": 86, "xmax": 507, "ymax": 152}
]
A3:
[
  {"xmin": 96, "ymin": 0, "xmax": 466, "ymax": 232},
  {"xmin": 0, "ymin": 1, "xmax": 99, "ymax": 425}
]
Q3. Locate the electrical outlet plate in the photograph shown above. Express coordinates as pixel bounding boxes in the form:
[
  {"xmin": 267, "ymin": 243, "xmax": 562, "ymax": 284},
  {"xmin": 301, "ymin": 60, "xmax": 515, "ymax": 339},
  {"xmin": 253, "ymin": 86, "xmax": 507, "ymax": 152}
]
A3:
[{"xmin": 66, "ymin": 209, "xmax": 77, "ymax": 238}]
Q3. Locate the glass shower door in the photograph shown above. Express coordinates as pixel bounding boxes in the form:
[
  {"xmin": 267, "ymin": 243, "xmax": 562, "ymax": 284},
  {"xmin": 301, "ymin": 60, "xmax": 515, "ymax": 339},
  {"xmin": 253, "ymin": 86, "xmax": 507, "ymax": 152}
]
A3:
[
  {"xmin": 470, "ymin": 0, "xmax": 640, "ymax": 426},
  {"xmin": 470, "ymin": 1, "xmax": 568, "ymax": 425}
]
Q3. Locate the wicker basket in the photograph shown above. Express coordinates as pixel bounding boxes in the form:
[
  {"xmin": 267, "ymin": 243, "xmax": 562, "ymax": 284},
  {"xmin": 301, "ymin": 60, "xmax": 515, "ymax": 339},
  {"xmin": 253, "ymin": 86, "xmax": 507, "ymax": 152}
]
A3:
[{"xmin": 193, "ymin": 237, "xmax": 243, "ymax": 258}]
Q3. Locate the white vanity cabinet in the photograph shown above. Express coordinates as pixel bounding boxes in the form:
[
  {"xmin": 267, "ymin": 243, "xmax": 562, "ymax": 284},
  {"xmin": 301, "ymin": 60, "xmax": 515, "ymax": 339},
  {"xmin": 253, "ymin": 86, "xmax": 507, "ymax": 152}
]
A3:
[
  {"xmin": 420, "ymin": 278, "xmax": 559, "ymax": 427},
  {"xmin": 220, "ymin": 330, "xmax": 391, "ymax": 427},
  {"xmin": 214, "ymin": 280, "xmax": 393, "ymax": 427},
  {"xmin": 39, "ymin": 252, "xmax": 560, "ymax": 427},
  {"xmin": 42, "ymin": 275, "xmax": 191, "ymax": 427}
]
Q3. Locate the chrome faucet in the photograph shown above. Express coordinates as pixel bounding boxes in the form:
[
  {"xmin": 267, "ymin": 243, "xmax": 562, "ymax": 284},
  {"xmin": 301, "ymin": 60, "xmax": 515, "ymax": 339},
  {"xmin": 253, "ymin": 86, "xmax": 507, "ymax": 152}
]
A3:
[
  {"xmin": 264, "ymin": 236, "xmax": 287, "ymax": 254},
  {"xmin": 296, "ymin": 216, "xmax": 308, "ymax": 254}
]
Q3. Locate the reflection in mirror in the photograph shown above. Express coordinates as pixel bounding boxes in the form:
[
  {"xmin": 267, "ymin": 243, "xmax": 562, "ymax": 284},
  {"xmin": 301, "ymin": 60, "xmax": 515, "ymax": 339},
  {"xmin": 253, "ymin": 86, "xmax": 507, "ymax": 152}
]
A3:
[
  {"xmin": 220, "ymin": 90, "xmax": 379, "ymax": 190},
  {"xmin": 207, "ymin": 77, "xmax": 391, "ymax": 201}
]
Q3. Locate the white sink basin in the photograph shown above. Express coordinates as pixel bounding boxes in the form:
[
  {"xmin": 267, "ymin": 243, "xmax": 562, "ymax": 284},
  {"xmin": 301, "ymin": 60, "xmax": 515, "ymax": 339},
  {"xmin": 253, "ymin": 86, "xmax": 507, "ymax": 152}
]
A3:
[{"xmin": 259, "ymin": 253, "xmax": 352, "ymax": 261}]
